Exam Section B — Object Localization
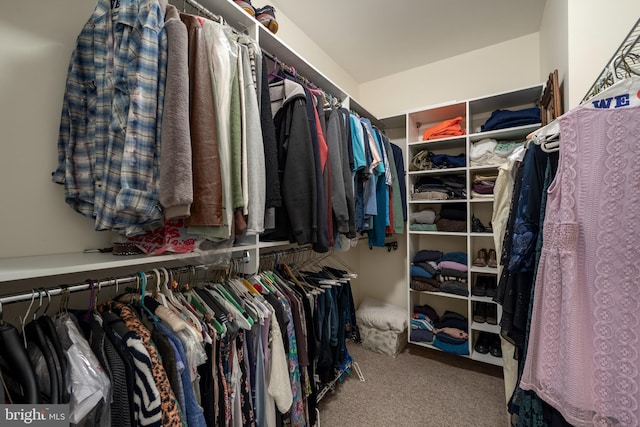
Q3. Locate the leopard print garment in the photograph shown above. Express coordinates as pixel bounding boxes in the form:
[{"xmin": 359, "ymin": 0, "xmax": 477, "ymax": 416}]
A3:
[{"xmin": 113, "ymin": 302, "xmax": 185, "ymax": 426}]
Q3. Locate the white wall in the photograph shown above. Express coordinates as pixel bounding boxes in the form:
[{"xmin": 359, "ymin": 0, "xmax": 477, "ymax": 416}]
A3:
[
  {"xmin": 267, "ymin": 0, "xmax": 359, "ymax": 98},
  {"xmin": 567, "ymin": 0, "xmax": 640, "ymax": 107},
  {"xmin": 358, "ymin": 33, "xmax": 541, "ymax": 119},
  {"xmin": 539, "ymin": 0, "xmax": 569, "ymax": 112},
  {"xmin": 0, "ymin": 1, "xmax": 114, "ymax": 258}
]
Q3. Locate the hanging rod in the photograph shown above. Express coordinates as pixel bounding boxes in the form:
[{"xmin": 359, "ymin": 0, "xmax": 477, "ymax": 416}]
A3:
[
  {"xmin": 262, "ymin": 49, "xmax": 341, "ymax": 105},
  {"xmin": 180, "ymin": 0, "xmax": 223, "ymax": 23},
  {"xmin": 0, "ymin": 251, "xmax": 251, "ymax": 306},
  {"xmin": 582, "ymin": 18, "xmax": 640, "ymax": 102}
]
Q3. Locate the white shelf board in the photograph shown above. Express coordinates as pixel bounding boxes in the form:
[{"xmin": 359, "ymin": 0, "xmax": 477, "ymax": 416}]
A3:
[
  {"xmin": 471, "ymin": 350, "xmax": 503, "ymax": 367},
  {"xmin": 468, "ymin": 123, "xmax": 541, "ymax": 142},
  {"xmin": 409, "ymin": 199, "xmax": 467, "ymax": 204},
  {"xmin": 409, "ymin": 231, "xmax": 467, "ymax": 237},
  {"xmin": 0, "ymin": 247, "xmax": 253, "ymax": 283},
  {"xmin": 408, "ymin": 136, "xmax": 467, "ymax": 147},
  {"xmin": 468, "ymin": 84, "xmax": 543, "ymax": 113},
  {"xmin": 470, "ymin": 266, "xmax": 499, "ymax": 275},
  {"xmin": 468, "ymin": 164, "xmax": 501, "ymax": 171},
  {"xmin": 470, "ymin": 295, "xmax": 498, "ymax": 303},
  {"xmin": 469, "ymin": 197, "xmax": 495, "ymax": 203},
  {"xmin": 408, "ymin": 166, "xmax": 467, "ymax": 175},
  {"xmin": 471, "ymin": 321, "xmax": 501, "ymax": 334},
  {"xmin": 469, "ymin": 232, "xmax": 494, "ymax": 237},
  {"xmin": 409, "ymin": 289, "xmax": 469, "ymax": 301}
]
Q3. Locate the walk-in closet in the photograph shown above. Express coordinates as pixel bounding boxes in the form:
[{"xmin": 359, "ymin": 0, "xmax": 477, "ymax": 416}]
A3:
[{"xmin": 1, "ymin": 0, "xmax": 640, "ymax": 426}]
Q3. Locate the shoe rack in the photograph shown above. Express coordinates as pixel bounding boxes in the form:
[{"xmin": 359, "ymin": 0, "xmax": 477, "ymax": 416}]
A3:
[{"xmin": 389, "ymin": 84, "xmax": 544, "ymax": 367}]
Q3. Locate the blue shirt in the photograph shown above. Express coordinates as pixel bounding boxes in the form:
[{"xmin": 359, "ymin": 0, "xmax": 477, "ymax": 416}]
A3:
[{"xmin": 54, "ymin": 0, "xmax": 167, "ymax": 235}]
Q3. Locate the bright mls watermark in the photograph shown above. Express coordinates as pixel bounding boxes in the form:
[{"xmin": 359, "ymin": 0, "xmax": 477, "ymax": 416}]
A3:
[{"xmin": 0, "ymin": 405, "xmax": 68, "ymax": 426}]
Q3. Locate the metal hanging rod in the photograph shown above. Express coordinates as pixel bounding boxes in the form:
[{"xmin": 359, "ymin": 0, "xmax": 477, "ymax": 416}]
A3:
[
  {"xmin": 181, "ymin": 0, "xmax": 223, "ymax": 22},
  {"xmin": 262, "ymin": 49, "xmax": 341, "ymax": 105},
  {"xmin": 582, "ymin": 18, "xmax": 640, "ymax": 102},
  {"xmin": 0, "ymin": 251, "xmax": 251, "ymax": 306}
]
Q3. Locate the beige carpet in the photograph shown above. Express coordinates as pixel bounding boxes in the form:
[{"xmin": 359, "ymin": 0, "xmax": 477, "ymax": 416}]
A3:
[{"xmin": 317, "ymin": 341, "xmax": 508, "ymax": 427}]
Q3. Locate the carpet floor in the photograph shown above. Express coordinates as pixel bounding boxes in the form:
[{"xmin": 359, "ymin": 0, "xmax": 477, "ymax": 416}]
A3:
[{"xmin": 316, "ymin": 341, "xmax": 507, "ymax": 427}]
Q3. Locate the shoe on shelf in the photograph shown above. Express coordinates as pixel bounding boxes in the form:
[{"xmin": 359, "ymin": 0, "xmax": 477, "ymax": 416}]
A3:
[
  {"xmin": 474, "ymin": 332, "xmax": 489, "ymax": 354},
  {"xmin": 473, "ymin": 248, "xmax": 488, "ymax": 267},
  {"xmin": 489, "ymin": 334, "xmax": 502, "ymax": 358},
  {"xmin": 234, "ymin": 0, "xmax": 255, "ymax": 16},
  {"xmin": 486, "ymin": 303, "xmax": 498, "ymax": 325},
  {"xmin": 471, "ymin": 276, "xmax": 487, "ymax": 297},
  {"xmin": 471, "ymin": 215, "xmax": 486, "ymax": 233},
  {"xmin": 473, "ymin": 302, "xmax": 487, "ymax": 323},
  {"xmin": 485, "ymin": 276, "xmax": 498, "ymax": 298},
  {"xmin": 487, "ymin": 249, "xmax": 498, "ymax": 268},
  {"xmin": 256, "ymin": 5, "xmax": 279, "ymax": 34}
]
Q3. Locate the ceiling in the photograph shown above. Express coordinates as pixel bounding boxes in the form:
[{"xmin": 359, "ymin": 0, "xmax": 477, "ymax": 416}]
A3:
[{"xmin": 270, "ymin": 0, "xmax": 547, "ymax": 83}]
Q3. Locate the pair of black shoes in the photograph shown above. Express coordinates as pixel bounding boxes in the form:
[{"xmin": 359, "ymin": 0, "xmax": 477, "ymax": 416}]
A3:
[
  {"xmin": 474, "ymin": 332, "xmax": 502, "ymax": 358},
  {"xmin": 473, "ymin": 302, "xmax": 497, "ymax": 325},
  {"xmin": 471, "ymin": 275, "xmax": 497, "ymax": 298}
]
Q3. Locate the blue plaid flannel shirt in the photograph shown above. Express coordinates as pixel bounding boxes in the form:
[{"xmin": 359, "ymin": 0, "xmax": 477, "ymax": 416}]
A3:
[{"xmin": 54, "ymin": 0, "xmax": 167, "ymax": 236}]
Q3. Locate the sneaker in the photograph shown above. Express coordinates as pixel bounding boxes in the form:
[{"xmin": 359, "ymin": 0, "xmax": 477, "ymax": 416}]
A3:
[
  {"xmin": 234, "ymin": 0, "xmax": 255, "ymax": 16},
  {"xmin": 256, "ymin": 5, "xmax": 278, "ymax": 34}
]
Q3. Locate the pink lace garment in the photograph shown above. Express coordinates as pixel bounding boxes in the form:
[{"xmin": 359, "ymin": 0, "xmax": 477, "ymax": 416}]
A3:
[{"xmin": 520, "ymin": 104, "xmax": 640, "ymax": 426}]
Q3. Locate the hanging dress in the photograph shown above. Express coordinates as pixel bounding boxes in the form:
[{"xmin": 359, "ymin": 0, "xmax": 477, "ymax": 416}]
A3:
[{"xmin": 519, "ymin": 104, "xmax": 640, "ymax": 426}]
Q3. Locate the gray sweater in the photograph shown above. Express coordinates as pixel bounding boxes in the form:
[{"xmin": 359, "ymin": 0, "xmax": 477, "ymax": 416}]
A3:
[{"xmin": 159, "ymin": 4, "xmax": 192, "ymax": 219}]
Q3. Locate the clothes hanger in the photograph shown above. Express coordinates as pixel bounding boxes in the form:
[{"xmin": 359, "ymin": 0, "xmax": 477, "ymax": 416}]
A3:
[
  {"xmin": 23, "ymin": 290, "xmax": 61, "ymax": 403},
  {"xmin": 0, "ymin": 300, "xmax": 39, "ymax": 404},
  {"xmin": 36, "ymin": 288, "xmax": 69, "ymax": 404},
  {"xmin": 583, "ymin": 74, "xmax": 640, "ymax": 109},
  {"xmin": 137, "ymin": 272, "xmax": 159, "ymax": 323}
]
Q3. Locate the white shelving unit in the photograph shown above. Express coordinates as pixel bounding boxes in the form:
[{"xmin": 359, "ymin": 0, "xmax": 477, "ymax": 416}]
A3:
[
  {"xmin": 395, "ymin": 84, "xmax": 544, "ymax": 367},
  {"xmin": 0, "ymin": 0, "xmax": 379, "ymax": 297}
]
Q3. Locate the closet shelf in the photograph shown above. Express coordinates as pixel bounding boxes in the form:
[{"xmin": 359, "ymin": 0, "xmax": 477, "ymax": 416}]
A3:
[
  {"xmin": 408, "ymin": 136, "xmax": 467, "ymax": 147},
  {"xmin": 409, "ymin": 231, "xmax": 467, "ymax": 237},
  {"xmin": 469, "ymin": 232, "xmax": 494, "ymax": 237},
  {"xmin": 470, "ymin": 266, "xmax": 498, "ymax": 275},
  {"xmin": 409, "ymin": 289, "xmax": 469, "ymax": 301},
  {"xmin": 409, "ymin": 199, "xmax": 467, "ymax": 205},
  {"xmin": 468, "ymin": 123, "xmax": 541, "ymax": 142},
  {"xmin": 408, "ymin": 166, "xmax": 467, "ymax": 176},
  {"xmin": 0, "ymin": 246, "xmax": 254, "ymax": 283},
  {"xmin": 471, "ymin": 321, "xmax": 501, "ymax": 334},
  {"xmin": 469, "ymin": 198, "xmax": 495, "ymax": 203},
  {"xmin": 468, "ymin": 164, "xmax": 501, "ymax": 171},
  {"xmin": 471, "ymin": 351, "xmax": 503, "ymax": 367},
  {"xmin": 470, "ymin": 295, "xmax": 498, "ymax": 303}
]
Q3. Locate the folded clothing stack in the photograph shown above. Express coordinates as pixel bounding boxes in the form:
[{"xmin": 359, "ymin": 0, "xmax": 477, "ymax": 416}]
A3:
[
  {"xmin": 436, "ymin": 252, "xmax": 468, "ymax": 297},
  {"xmin": 435, "ymin": 202, "xmax": 466, "ymax": 232},
  {"xmin": 412, "ymin": 175, "xmax": 466, "ymax": 201},
  {"xmin": 471, "ymin": 172, "xmax": 498, "ymax": 199},
  {"xmin": 410, "ymin": 251, "xmax": 468, "ymax": 296},
  {"xmin": 409, "ymin": 150, "xmax": 465, "ymax": 172},
  {"xmin": 470, "ymin": 138, "xmax": 525, "ymax": 167},
  {"xmin": 422, "ymin": 116, "xmax": 466, "ymax": 141},
  {"xmin": 409, "ymin": 208, "xmax": 437, "ymax": 232},
  {"xmin": 480, "ymin": 107, "xmax": 540, "ymax": 132},
  {"xmin": 432, "ymin": 311, "xmax": 469, "ymax": 355},
  {"xmin": 410, "ymin": 304, "xmax": 439, "ymax": 342}
]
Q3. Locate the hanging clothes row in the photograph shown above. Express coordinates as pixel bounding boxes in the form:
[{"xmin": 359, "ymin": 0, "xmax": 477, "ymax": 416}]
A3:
[
  {"xmin": 53, "ymin": 0, "xmax": 405, "ymax": 256},
  {"xmin": 493, "ymin": 75, "xmax": 640, "ymax": 426},
  {"xmin": 260, "ymin": 54, "xmax": 406, "ymax": 251},
  {"xmin": 0, "ymin": 253, "xmax": 360, "ymax": 427}
]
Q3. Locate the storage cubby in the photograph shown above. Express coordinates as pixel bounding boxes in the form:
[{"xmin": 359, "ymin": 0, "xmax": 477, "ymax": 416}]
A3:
[{"xmin": 405, "ymin": 83, "xmax": 543, "ymax": 366}]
